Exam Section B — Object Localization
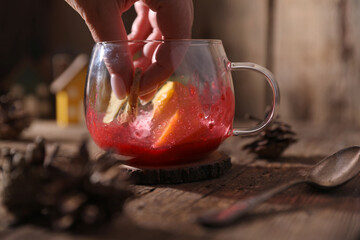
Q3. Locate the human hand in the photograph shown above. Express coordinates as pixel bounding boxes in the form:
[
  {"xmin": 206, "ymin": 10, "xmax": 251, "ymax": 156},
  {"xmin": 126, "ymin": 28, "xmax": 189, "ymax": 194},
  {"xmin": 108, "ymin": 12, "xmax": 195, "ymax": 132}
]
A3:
[{"xmin": 65, "ymin": 0, "xmax": 193, "ymax": 100}]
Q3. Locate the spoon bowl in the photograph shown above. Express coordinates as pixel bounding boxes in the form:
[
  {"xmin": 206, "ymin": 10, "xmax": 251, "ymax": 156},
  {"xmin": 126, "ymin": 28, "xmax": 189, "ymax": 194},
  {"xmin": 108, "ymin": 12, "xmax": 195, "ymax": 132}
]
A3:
[
  {"xmin": 308, "ymin": 146, "xmax": 360, "ymax": 188},
  {"xmin": 199, "ymin": 146, "xmax": 360, "ymax": 227}
]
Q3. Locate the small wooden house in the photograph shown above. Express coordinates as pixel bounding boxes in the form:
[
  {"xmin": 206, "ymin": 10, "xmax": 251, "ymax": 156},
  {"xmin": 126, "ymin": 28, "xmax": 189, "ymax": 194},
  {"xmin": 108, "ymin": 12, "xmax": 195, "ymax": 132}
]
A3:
[{"xmin": 50, "ymin": 54, "xmax": 88, "ymax": 126}]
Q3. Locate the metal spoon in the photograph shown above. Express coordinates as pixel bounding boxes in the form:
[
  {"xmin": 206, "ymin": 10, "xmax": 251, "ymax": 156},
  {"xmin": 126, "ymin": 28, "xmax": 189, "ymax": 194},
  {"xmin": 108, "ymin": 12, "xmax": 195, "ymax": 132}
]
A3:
[{"xmin": 198, "ymin": 146, "xmax": 360, "ymax": 227}]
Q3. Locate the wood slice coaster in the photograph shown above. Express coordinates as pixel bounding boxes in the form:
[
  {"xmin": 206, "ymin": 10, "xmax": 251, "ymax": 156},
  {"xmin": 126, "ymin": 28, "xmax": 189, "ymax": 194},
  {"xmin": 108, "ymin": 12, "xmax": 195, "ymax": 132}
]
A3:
[{"xmin": 118, "ymin": 151, "xmax": 231, "ymax": 185}]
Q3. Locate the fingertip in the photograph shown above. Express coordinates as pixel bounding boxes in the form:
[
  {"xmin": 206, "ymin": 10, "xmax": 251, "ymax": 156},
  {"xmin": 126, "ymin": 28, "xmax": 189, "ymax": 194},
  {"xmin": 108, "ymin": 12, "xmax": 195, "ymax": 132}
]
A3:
[
  {"xmin": 139, "ymin": 89, "xmax": 157, "ymax": 103},
  {"xmin": 110, "ymin": 74, "xmax": 127, "ymax": 100},
  {"xmin": 128, "ymin": 1, "xmax": 152, "ymax": 41},
  {"xmin": 140, "ymin": 63, "xmax": 172, "ymax": 95}
]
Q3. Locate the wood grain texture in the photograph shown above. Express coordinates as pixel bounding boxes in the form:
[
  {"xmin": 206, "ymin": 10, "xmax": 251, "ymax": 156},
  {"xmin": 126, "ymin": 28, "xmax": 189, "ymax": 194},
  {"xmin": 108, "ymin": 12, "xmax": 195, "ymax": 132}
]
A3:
[
  {"xmin": 274, "ymin": 0, "xmax": 360, "ymax": 124},
  {"xmin": 123, "ymin": 123, "xmax": 360, "ymax": 240},
  {"xmin": 1, "ymin": 123, "xmax": 360, "ymax": 240},
  {"xmin": 194, "ymin": 0, "xmax": 360, "ymax": 125}
]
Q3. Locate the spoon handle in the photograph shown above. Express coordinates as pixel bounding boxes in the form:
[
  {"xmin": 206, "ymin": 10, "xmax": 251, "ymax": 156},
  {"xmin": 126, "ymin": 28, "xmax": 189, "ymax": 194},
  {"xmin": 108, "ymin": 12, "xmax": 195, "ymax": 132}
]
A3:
[{"xmin": 198, "ymin": 178, "xmax": 306, "ymax": 227}]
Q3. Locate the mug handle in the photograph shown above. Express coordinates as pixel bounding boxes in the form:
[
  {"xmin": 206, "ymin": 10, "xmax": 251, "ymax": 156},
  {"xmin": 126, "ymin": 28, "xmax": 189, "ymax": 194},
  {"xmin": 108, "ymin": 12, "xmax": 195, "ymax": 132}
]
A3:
[{"xmin": 230, "ymin": 62, "xmax": 280, "ymax": 136}]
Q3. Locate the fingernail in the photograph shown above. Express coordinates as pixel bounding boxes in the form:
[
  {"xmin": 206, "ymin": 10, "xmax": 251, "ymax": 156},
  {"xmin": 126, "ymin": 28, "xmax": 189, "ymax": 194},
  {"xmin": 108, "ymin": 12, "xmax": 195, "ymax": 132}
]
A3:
[
  {"xmin": 110, "ymin": 74, "xmax": 127, "ymax": 100},
  {"xmin": 139, "ymin": 89, "xmax": 157, "ymax": 104}
]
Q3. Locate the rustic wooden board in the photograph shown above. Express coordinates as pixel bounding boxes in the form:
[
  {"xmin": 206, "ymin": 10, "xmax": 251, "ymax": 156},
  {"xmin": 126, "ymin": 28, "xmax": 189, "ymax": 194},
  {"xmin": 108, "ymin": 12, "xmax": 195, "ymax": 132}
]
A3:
[
  {"xmin": 273, "ymin": 0, "xmax": 360, "ymax": 124},
  {"xmin": 1, "ymin": 121, "xmax": 360, "ymax": 240},
  {"xmin": 193, "ymin": 0, "xmax": 360, "ymax": 125},
  {"xmin": 123, "ymin": 123, "xmax": 360, "ymax": 240}
]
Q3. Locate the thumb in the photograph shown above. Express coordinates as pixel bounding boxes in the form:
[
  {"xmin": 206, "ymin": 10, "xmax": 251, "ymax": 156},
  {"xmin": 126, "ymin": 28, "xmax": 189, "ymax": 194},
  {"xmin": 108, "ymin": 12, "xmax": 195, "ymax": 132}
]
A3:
[{"xmin": 65, "ymin": 0, "xmax": 136, "ymax": 99}]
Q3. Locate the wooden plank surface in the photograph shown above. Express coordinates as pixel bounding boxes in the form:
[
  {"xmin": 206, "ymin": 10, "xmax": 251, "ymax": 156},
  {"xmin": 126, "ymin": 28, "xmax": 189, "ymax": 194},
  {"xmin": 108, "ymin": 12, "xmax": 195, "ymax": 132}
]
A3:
[
  {"xmin": 0, "ymin": 121, "xmax": 360, "ymax": 240},
  {"xmin": 273, "ymin": 0, "xmax": 360, "ymax": 124},
  {"xmin": 193, "ymin": 0, "xmax": 360, "ymax": 125}
]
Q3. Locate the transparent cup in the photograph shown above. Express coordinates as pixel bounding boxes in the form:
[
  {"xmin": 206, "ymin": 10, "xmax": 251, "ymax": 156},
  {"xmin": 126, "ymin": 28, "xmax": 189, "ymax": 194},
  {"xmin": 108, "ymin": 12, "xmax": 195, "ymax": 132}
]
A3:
[{"xmin": 85, "ymin": 40, "xmax": 279, "ymax": 166}]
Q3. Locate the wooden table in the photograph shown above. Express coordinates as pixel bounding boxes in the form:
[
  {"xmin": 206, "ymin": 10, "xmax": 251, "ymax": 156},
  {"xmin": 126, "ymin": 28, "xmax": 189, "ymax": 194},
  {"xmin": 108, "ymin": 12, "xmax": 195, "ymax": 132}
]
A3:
[{"xmin": 0, "ymin": 121, "xmax": 359, "ymax": 240}]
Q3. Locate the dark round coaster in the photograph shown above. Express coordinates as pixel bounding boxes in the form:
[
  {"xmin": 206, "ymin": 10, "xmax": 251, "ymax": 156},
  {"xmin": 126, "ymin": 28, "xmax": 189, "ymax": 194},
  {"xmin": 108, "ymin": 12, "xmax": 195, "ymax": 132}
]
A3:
[{"xmin": 118, "ymin": 151, "xmax": 231, "ymax": 185}]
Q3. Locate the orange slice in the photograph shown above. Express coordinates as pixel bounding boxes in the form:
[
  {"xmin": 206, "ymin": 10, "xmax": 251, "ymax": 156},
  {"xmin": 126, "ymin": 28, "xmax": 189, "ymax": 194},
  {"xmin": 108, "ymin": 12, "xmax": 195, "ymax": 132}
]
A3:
[
  {"xmin": 152, "ymin": 81, "xmax": 176, "ymax": 119},
  {"xmin": 151, "ymin": 81, "xmax": 179, "ymax": 138},
  {"xmin": 153, "ymin": 110, "xmax": 208, "ymax": 148},
  {"xmin": 151, "ymin": 81, "xmax": 208, "ymax": 148},
  {"xmin": 153, "ymin": 110, "xmax": 180, "ymax": 148}
]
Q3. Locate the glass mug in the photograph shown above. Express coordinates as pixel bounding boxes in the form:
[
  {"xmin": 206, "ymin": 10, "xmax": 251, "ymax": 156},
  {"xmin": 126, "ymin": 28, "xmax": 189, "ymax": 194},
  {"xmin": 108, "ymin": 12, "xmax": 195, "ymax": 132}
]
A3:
[{"xmin": 85, "ymin": 40, "xmax": 279, "ymax": 166}]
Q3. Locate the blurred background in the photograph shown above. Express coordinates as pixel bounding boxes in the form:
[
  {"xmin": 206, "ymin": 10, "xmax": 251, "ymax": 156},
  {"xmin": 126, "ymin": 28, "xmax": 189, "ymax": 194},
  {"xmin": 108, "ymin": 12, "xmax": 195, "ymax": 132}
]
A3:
[{"xmin": 1, "ymin": 0, "xmax": 360, "ymax": 125}]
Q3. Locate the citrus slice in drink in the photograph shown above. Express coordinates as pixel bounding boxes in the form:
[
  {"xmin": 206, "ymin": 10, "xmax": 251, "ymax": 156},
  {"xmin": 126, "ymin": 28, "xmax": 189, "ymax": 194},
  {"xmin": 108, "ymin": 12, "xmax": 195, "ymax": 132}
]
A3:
[
  {"xmin": 152, "ymin": 81, "xmax": 177, "ymax": 119},
  {"xmin": 153, "ymin": 109, "xmax": 208, "ymax": 148},
  {"xmin": 152, "ymin": 82, "xmax": 207, "ymax": 148}
]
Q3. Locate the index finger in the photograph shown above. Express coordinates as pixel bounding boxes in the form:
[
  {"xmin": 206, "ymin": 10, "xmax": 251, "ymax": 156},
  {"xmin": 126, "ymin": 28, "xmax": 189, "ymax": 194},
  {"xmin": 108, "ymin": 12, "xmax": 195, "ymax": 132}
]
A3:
[
  {"xmin": 143, "ymin": 0, "xmax": 193, "ymax": 39},
  {"xmin": 69, "ymin": 0, "xmax": 137, "ymax": 99},
  {"xmin": 139, "ymin": 0, "xmax": 194, "ymax": 95}
]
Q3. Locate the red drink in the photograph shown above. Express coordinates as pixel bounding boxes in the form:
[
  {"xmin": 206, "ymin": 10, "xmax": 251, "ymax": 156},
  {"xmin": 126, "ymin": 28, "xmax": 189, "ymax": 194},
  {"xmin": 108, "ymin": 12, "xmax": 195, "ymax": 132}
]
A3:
[{"xmin": 86, "ymin": 82, "xmax": 235, "ymax": 167}]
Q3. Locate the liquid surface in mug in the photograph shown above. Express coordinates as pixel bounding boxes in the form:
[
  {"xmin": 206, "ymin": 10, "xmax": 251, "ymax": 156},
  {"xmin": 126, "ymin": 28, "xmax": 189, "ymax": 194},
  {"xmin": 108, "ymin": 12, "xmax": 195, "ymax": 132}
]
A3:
[{"xmin": 86, "ymin": 81, "xmax": 234, "ymax": 166}]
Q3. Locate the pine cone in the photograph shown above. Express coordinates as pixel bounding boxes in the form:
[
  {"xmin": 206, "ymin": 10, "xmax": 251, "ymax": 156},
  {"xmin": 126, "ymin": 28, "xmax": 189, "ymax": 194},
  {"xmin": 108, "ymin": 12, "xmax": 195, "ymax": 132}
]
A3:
[
  {"xmin": 0, "ymin": 94, "xmax": 32, "ymax": 139},
  {"xmin": 243, "ymin": 117, "xmax": 297, "ymax": 159},
  {"xmin": 0, "ymin": 137, "xmax": 133, "ymax": 231}
]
